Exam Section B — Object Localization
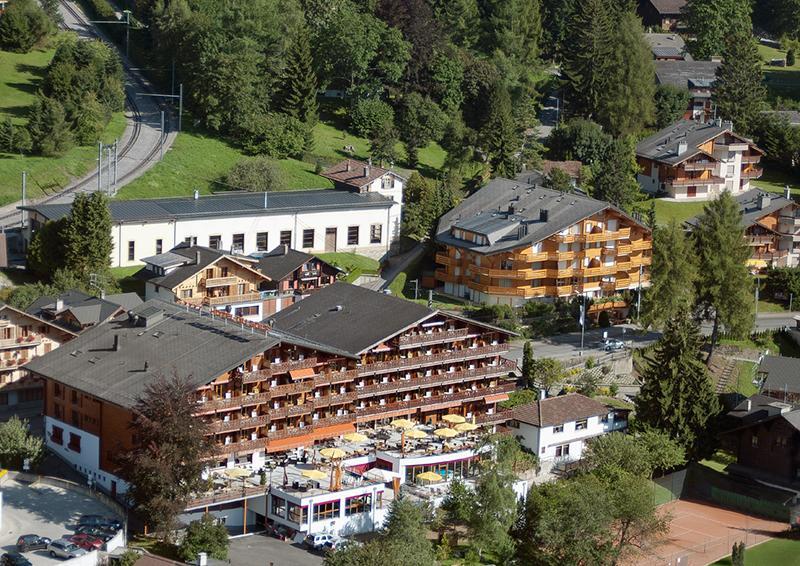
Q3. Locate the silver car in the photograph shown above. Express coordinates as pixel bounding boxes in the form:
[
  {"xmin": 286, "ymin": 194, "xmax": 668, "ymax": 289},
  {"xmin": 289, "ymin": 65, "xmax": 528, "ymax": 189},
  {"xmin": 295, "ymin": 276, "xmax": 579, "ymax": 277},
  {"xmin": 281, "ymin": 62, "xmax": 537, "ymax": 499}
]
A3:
[{"xmin": 47, "ymin": 539, "xmax": 87, "ymax": 560}]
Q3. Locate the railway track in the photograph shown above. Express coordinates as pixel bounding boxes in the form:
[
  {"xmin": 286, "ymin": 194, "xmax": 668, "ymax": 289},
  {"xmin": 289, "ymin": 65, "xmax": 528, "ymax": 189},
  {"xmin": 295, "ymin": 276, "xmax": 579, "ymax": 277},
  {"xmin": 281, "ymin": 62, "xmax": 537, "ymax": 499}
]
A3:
[{"xmin": 0, "ymin": 0, "xmax": 166, "ymax": 226}]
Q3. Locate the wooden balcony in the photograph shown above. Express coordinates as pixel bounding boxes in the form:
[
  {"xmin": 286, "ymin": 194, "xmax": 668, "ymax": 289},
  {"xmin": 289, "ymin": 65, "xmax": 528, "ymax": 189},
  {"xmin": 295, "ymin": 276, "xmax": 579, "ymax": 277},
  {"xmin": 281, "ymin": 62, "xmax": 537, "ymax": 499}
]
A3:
[
  {"xmin": 314, "ymin": 369, "xmax": 359, "ymax": 386},
  {"xmin": 553, "ymin": 234, "xmax": 580, "ymax": 243},
  {"xmin": 616, "ymin": 244, "xmax": 633, "ymax": 256},
  {"xmin": 311, "ymin": 391, "xmax": 357, "ymax": 409},
  {"xmin": 357, "ymin": 344, "xmax": 510, "ymax": 377},
  {"xmin": 204, "ymin": 292, "xmax": 261, "ymax": 306},
  {"xmin": 554, "ymin": 285, "xmax": 573, "ymax": 296},
  {"xmin": 213, "ymin": 437, "xmax": 266, "ymax": 456},
  {"xmin": 630, "ymin": 255, "xmax": 653, "ymax": 267},
  {"xmin": 582, "ymin": 247, "xmax": 602, "ymax": 259},
  {"xmin": 615, "ymin": 261, "xmax": 632, "ymax": 271},
  {"xmin": 355, "ymin": 381, "xmax": 517, "ymax": 420},
  {"xmin": 683, "ymin": 160, "xmax": 716, "ymax": 172},
  {"xmin": 741, "ymin": 155, "xmax": 761, "ymax": 164},
  {"xmin": 271, "ymin": 381, "xmax": 313, "ymax": 397},
  {"xmin": 513, "ymin": 250, "xmax": 548, "ymax": 262},
  {"xmin": 549, "ymin": 250, "xmax": 576, "ymax": 261},
  {"xmin": 209, "ymin": 414, "xmax": 269, "ymax": 434},
  {"xmin": 588, "ymin": 300, "xmax": 627, "ymax": 313},
  {"xmin": 668, "ymin": 176, "xmax": 724, "ymax": 187},
  {"xmin": 204, "ymin": 276, "xmax": 238, "ymax": 288},
  {"xmin": 435, "ymin": 252, "xmax": 455, "ymax": 266},
  {"xmin": 242, "ymin": 369, "xmax": 272, "ymax": 384},
  {"xmin": 435, "ymin": 269, "xmax": 459, "ymax": 284},
  {"xmin": 356, "ymin": 360, "xmax": 517, "ymax": 398},
  {"xmin": 741, "ymin": 168, "xmax": 763, "ymax": 179},
  {"xmin": 748, "ymin": 235, "xmax": 777, "ymax": 245},
  {"xmin": 398, "ymin": 328, "xmax": 469, "ymax": 348},
  {"xmin": 630, "ymin": 240, "xmax": 651, "ymax": 251},
  {"xmin": 582, "ymin": 265, "xmax": 618, "ymax": 277},
  {"xmin": 266, "ymin": 414, "xmax": 356, "ymax": 442},
  {"xmin": 270, "ymin": 357, "xmax": 317, "ymax": 374},
  {"xmin": 195, "ymin": 391, "xmax": 272, "ymax": 414}
]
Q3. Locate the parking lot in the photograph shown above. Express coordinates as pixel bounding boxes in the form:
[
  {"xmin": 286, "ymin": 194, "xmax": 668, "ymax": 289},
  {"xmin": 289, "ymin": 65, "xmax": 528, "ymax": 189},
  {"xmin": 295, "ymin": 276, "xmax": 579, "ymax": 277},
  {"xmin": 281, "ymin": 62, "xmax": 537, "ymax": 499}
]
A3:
[
  {"xmin": 229, "ymin": 534, "xmax": 323, "ymax": 566},
  {"xmin": 0, "ymin": 478, "xmax": 119, "ymax": 565}
]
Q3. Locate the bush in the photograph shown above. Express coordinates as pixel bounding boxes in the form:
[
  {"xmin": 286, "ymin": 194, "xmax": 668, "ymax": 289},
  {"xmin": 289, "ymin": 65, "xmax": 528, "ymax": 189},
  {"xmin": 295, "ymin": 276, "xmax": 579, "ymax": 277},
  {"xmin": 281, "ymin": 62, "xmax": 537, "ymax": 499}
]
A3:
[
  {"xmin": 178, "ymin": 515, "xmax": 229, "ymax": 562},
  {"xmin": 0, "ymin": 0, "xmax": 54, "ymax": 52},
  {"xmin": 350, "ymin": 97, "xmax": 394, "ymax": 138},
  {"xmin": 598, "ymin": 310, "xmax": 611, "ymax": 328},
  {"xmin": 225, "ymin": 156, "xmax": 286, "ymax": 192},
  {"xmin": 241, "ymin": 113, "xmax": 308, "ymax": 158},
  {"xmin": 0, "ymin": 416, "xmax": 44, "ymax": 470},
  {"xmin": 788, "ymin": 49, "xmax": 796, "ymax": 67},
  {"xmin": 83, "ymin": 0, "xmax": 115, "ymax": 20}
]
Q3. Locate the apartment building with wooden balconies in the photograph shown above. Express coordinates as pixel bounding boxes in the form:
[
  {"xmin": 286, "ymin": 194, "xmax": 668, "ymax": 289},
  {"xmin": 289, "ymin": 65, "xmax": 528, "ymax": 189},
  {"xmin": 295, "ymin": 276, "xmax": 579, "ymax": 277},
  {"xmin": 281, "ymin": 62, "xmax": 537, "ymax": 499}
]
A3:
[
  {"xmin": 636, "ymin": 119, "xmax": 764, "ymax": 200},
  {"xmin": 687, "ymin": 188, "xmax": 800, "ymax": 269},
  {"xmin": 0, "ymin": 304, "xmax": 76, "ymax": 408},
  {"xmin": 434, "ymin": 177, "xmax": 652, "ymax": 307},
  {"xmin": 140, "ymin": 244, "xmax": 340, "ymax": 321},
  {"xmin": 28, "ymin": 284, "xmax": 514, "ymax": 502}
]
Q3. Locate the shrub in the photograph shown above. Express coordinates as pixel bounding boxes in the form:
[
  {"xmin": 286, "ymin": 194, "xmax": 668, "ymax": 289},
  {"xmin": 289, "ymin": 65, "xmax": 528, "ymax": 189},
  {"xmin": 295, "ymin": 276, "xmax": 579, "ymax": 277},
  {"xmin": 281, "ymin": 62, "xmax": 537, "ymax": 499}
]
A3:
[
  {"xmin": 0, "ymin": 0, "xmax": 54, "ymax": 53},
  {"xmin": 225, "ymin": 156, "xmax": 286, "ymax": 192},
  {"xmin": 0, "ymin": 416, "xmax": 44, "ymax": 470},
  {"xmin": 350, "ymin": 97, "xmax": 394, "ymax": 138},
  {"xmin": 609, "ymin": 383, "xmax": 619, "ymax": 396},
  {"xmin": 598, "ymin": 310, "xmax": 611, "ymax": 328},
  {"xmin": 178, "ymin": 514, "xmax": 229, "ymax": 562},
  {"xmin": 241, "ymin": 113, "xmax": 308, "ymax": 158},
  {"xmin": 788, "ymin": 49, "xmax": 796, "ymax": 67}
]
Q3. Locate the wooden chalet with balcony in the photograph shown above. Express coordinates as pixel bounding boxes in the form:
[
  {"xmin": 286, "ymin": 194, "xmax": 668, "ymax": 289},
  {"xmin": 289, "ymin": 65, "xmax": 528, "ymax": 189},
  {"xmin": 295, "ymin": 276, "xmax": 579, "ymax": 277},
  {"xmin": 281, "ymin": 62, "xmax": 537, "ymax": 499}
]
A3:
[
  {"xmin": 636, "ymin": 119, "xmax": 764, "ymax": 200},
  {"xmin": 434, "ymin": 176, "xmax": 652, "ymax": 308},
  {"xmin": 27, "ymin": 284, "xmax": 515, "ymax": 503}
]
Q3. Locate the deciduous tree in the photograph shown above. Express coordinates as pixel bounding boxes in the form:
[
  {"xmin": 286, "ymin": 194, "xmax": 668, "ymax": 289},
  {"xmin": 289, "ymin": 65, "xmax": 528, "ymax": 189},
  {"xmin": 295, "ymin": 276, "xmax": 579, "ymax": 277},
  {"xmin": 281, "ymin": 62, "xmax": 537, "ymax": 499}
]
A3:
[
  {"xmin": 178, "ymin": 514, "xmax": 229, "ymax": 561},
  {"xmin": 655, "ymin": 85, "xmax": 690, "ymax": 129},
  {"xmin": 397, "ymin": 93, "xmax": 447, "ymax": 167},
  {"xmin": 119, "ymin": 374, "xmax": 211, "ymax": 537},
  {"xmin": 643, "ymin": 220, "xmax": 697, "ymax": 329},
  {"xmin": 225, "ymin": 156, "xmax": 286, "ymax": 192},
  {"xmin": 0, "ymin": 416, "xmax": 44, "ymax": 470},
  {"xmin": 635, "ymin": 312, "xmax": 721, "ymax": 461},
  {"xmin": 714, "ymin": 31, "xmax": 767, "ymax": 135},
  {"xmin": 683, "ymin": 0, "xmax": 752, "ymax": 59}
]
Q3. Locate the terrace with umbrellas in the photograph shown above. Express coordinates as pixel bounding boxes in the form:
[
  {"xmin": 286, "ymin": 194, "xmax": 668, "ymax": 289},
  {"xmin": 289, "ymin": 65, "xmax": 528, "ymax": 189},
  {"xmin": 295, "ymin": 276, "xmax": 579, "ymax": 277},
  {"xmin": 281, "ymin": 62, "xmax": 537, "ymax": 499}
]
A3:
[{"xmin": 190, "ymin": 415, "xmax": 492, "ymax": 536}]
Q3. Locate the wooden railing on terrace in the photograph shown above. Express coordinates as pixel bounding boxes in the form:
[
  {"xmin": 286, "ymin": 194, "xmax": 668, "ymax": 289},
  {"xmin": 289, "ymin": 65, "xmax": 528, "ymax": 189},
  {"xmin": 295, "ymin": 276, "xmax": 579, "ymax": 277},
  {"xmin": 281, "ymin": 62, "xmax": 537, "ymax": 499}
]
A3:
[
  {"xmin": 398, "ymin": 328, "xmax": 469, "ymax": 347},
  {"xmin": 357, "ymin": 344, "xmax": 509, "ymax": 376},
  {"xmin": 270, "ymin": 357, "xmax": 317, "ymax": 374}
]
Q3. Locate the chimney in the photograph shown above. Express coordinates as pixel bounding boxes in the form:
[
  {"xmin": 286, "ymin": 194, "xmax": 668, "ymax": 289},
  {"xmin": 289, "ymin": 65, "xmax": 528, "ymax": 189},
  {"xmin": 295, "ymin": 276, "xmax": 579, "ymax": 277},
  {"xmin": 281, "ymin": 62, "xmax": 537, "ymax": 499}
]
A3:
[
  {"xmin": 346, "ymin": 160, "xmax": 351, "ymax": 172},
  {"xmin": 677, "ymin": 141, "xmax": 688, "ymax": 156},
  {"xmin": 100, "ymin": 290, "xmax": 105, "ymax": 300},
  {"xmin": 281, "ymin": 244, "xmax": 289, "ymax": 255},
  {"xmin": 758, "ymin": 193, "xmax": 771, "ymax": 210},
  {"xmin": 193, "ymin": 189, "xmax": 199, "ymax": 200},
  {"xmin": 55, "ymin": 298, "xmax": 64, "ymax": 311},
  {"xmin": 113, "ymin": 334, "xmax": 121, "ymax": 352},
  {"xmin": 508, "ymin": 203, "xmax": 515, "ymax": 215},
  {"xmin": 786, "ymin": 185, "xmax": 791, "ymax": 200},
  {"xmin": 196, "ymin": 553, "xmax": 207, "ymax": 566},
  {"xmin": 539, "ymin": 388, "xmax": 546, "ymax": 400},
  {"xmin": 746, "ymin": 399, "xmax": 752, "ymax": 412},
  {"xmin": 539, "ymin": 208, "xmax": 549, "ymax": 222},
  {"xmin": 195, "ymin": 250, "xmax": 201, "ymax": 265},
  {"xmin": 364, "ymin": 165, "xmax": 370, "ymax": 178},
  {"xmin": 144, "ymin": 361, "xmax": 149, "ymax": 372}
]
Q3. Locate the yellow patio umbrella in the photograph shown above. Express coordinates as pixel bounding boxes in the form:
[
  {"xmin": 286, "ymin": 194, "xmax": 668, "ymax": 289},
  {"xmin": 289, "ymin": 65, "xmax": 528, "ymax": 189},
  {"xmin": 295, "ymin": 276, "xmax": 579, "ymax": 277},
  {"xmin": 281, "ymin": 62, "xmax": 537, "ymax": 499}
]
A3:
[
  {"xmin": 442, "ymin": 414, "xmax": 466, "ymax": 424},
  {"xmin": 301, "ymin": 469, "xmax": 327, "ymax": 480},
  {"xmin": 404, "ymin": 429, "xmax": 427, "ymax": 439},
  {"xmin": 390, "ymin": 418, "xmax": 415, "ymax": 429},
  {"xmin": 320, "ymin": 447, "xmax": 347, "ymax": 459},
  {"xmin": 416, "ymin": 471, "xmax": 444, "ymax": 483},
  {"xmin": 343, "ymin": 432, "xmax": 369, "ymax": 443},
  {"xmin": 223, "ymin": 467, "xmax": 251, "ymax": 479},
  {"xmin": 434, "ymin": 428, "xmax": 460, "ymax": 439},
  {"xmin": 455, "ymin": 422, "xmax": 478, "ymax": 432}
]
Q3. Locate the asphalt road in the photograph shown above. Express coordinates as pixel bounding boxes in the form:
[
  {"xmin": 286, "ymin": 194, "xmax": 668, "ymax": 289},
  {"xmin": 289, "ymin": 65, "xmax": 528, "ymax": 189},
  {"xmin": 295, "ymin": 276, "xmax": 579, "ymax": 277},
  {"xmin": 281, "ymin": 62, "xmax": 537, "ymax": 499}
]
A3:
[{"xmin": 229, "ymin": 534, "xmax": 323, "ymax": 566}]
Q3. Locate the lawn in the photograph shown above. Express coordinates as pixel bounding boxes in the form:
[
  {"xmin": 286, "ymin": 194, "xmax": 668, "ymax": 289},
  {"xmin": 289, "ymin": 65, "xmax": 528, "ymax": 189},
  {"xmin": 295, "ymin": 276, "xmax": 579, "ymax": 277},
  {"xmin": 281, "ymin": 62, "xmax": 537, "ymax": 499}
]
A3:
[
  {"xmin": 111, "ymin": 265, "xmax": 145, "ymax": 296},
  {"xmin": 116, "ymin": 100, "xmax": 447, "ymax": 201},
  {"xmin": 753, "ymin": 166, "xmax": 800, "ymax": 197},
  {"xmin": 758, "ymin": 43, "xmax": 800, "ymax": 101},
  {"xmin": 647, "ymin": 198, "xmax": 707, "ymax": 226},
  {"xmin": 731, "ymin": 361, "xmax": 759, "ymax": 397},
  {"xmin": 719, "ymin": 330, "xmax": 800, "ymax": 358},
  {"xmin": 700, "ymin": 451, "xmax": 736, "ymax": 475},
  {"xmin": 711, "ymin": 536, "xmax": 800, "ymax": 565},
  {"xmin": 757, "ymin": 298, "xmax": 788, "ymax": 313},
  {"xmin": 0, "ymin": 43, "xmax": 127, "ymax": 207},
  {"xmin": 317, "ymin": 252, "xmax": 380, "ymax": 283}
]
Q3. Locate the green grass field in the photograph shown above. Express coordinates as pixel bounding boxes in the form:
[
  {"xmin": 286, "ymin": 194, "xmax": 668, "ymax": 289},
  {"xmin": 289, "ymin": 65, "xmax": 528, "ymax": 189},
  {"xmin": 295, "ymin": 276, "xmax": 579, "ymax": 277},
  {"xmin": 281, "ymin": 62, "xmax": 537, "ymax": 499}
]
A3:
[
  {"xmin": 711, "ymin": 536, "xmax": 800, "ymax": 565},
  {"xmin": 317, "ymin": 253, "xmax": 380, "ymax": 284},
  {"xmin": 0, "ymin": 44, "xmax": 127, "ymax": 206},
  {"xmin": 645, "ymin": 198, "xmax": 707, "ymax": 226},
  {"xmin": 117, "ymin": 100, "xmax": 447, "ymax": 201},
  {"xmin": 758, "ymin": 44, "xmax": 800, "ymax": 100}
]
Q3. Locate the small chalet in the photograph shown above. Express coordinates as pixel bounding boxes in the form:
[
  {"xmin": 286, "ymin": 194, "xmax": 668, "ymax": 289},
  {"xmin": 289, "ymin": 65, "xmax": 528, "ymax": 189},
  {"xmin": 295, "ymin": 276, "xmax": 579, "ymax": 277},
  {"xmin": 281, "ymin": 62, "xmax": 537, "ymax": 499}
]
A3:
[
  {"xmin": 638, "ymin": 0, "xmax": 686, "ymax": 31},
  {"xmin": 757, "ymin": 355, "xmax": 800, "ymax": 403},
  {"xmin": 644, "ymin": 32, "xmax": 688, "ymax": 61},
  {"xmin": 27, "ymin": 289, "xmax": 142, "ymax": 333},
  {"xmin": 505, "ymin": 393, "xmax": 629, "ymax": 473},
  {"xmin": 255, "ymin": 245, "xmax": 341, "ymax": 299},
  {"xmin": 654, "ymin": 61, "xmax": 720, "ymax": 121}
]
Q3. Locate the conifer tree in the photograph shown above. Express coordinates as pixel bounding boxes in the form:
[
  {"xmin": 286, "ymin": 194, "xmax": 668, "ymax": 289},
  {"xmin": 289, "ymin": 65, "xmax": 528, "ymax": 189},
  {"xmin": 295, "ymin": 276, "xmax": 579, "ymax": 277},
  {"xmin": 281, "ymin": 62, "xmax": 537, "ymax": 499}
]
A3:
[
  {"xmin": 278, "ymin": 25, "xmax": 319, "ymax": 126},
  {"xmin": 635, "ymin": 312, "xmax": 720, "ymax": 461},
  {"xmin": 522, "ymin": 341, "xmax": 534, "ymax": 385},
  {"xmin": 714, "ymin": 31, "xmax": 767, "ymax": 136},
  {"xmin": 26, "ymin": 94, "xmax": 73, "ymax": 157},
  {"xmin": 693, "ymin": 191, "xmax": 754, "ymax": 353},
  {"xmin": 481, "ymin": 83, "xmax": 519, "ymax": 178},
  {"xmin": 643, "ymin": 220, "xmax": 697, "ymax": 329},
  {"xmin": 62, "ymin": 192, "xmax": 113, "ymax": 280},
  {"xmin": 592, "ymin": 138, "xmax": 642, "ymax": 211}
]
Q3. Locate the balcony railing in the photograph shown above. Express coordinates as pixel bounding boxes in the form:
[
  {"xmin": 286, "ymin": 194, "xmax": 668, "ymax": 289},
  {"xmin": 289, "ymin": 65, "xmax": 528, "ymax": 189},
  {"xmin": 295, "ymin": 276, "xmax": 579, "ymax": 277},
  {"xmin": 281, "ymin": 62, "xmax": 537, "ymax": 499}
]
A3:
[
  {"xmin": 204, "ymin": 276, "xmax": 238, "ymax": 288},
  {"xmin": 741, "ymin": 155, "xmax": 761, "ymax": 164},
  {"xmin": 630, "ymin": 240, "xmax": 651, "ymax": 251},
  {"xmin": 752, "ymin": 250, "xmax": 789, "ymax": 260},
  {"xmin": 266, "ymin": 414, "xmax": 356, "ymax": 442},
  {"xmin": 208, "ymin": 415, "xmax": 269, "ymax": 434},
  {"xmin": 740, "ymin": 168, "xmax": 763, "ymax": 179},
  {"xmin": 398, "ymin": 328, "xmax": 469, "ymax": 348},
  {"xmin": 435, "ymin": 252, "xmax": 455, "ymax": 266},
  {"xmin": 195, "ymin": 391, "xmax": 272, "ymax": 414},
  {"xmin": 204, "ymin": 292, "xmax": 262, "ymax": 306},
  {"xmin": 311, "ymin": 391, "xmax": 357, "ymax": 409},
  {"xmin": 242, "ymin": 369, "xmax": 273, "ymax": 384},
  {"xmin": 748, "ymin": 235, "xmax": 777, "ymax": 245},
  {"xmin": 356, "ymin": 360, "xmax": 517, "ymax": 398},
  {"xmin": 476, "ymin": 408, "xmax": 513, "ymax": 424},
  {"xmin": 435, "ymin": 269, "xmax": 459, "ymax": 284},
  {"xmin": 616, "ymin": 244, "xmax": 633, "ymax": 255},
  {"xmin": 270, "ymin": 357, "xmax": 317, "ymax": 374},
  {"xmin": 667, "ymin": 176, "xmax": 724, "ymax": 187},
  {"xmin": 213, "ymin": 437, "xmax": 266, "ymax": 456},
  {"xmin": 356, "ymin": 344, "xmax": 509, "ymax": 376},
  {"xmin": 271, "ymin": 381, "xmax": 313, "ymax": 397},
  {"xmin": 355, "ymin": 381, "xmax": 517, "ymax": 420},
  {"xmin": 314, "ymin": 369, "xmax": 359, "ymax": 386}
]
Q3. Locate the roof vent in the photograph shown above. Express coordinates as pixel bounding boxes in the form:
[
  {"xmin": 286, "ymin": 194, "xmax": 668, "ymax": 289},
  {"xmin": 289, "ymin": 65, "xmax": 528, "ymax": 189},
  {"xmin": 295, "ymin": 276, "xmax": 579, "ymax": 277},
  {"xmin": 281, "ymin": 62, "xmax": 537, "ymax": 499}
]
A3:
[
  {"xmin": 758, "ymin": 193, "xmax": 771, "ymax": 210},
  {"xmin": 677, "ymin": 141, "xmax": 688, "ymax": 155},
  {"xmin": 113, "ymin": 334, "xmax": 121, "ymax": 352},
  {"xmin": 332, "ymin": 305, "xmax": 343, "ymax": 312},
  {"xmin": 539, "ymin": 209, "xmax": 549, "ymax": 222},
  {"xmin": 346, "ymin": 160, "xmax": 351, "ymax": 172}
]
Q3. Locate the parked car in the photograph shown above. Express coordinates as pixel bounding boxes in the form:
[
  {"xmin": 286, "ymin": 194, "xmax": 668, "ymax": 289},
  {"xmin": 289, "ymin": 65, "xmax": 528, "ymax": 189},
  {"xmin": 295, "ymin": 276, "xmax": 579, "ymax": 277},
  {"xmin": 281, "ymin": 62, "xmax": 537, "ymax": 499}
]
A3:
[
  {"xmin": 16, "ymin": 534, "xmax": 50, "ymax": 552},
  {"xmin": 77, "ymin": 514, "xmax": 121, "ymax": 532},
  {"xmin": 68, "ymin": 533, "xmax": 104, "ymax": 551},
  {"xmin": 323, "ymin": 538, "xmax": 361, "ymax": 553},
  {"xmin": 47, "ymin": 539, "xmax": 87, "ymax": 559},
  {"xmin": 1, "ymin": 552, "xmax": 32, "ymax": 566},
  {"xmin": 266, "ymin": 524, "xmax": 293, "ymax": 541},
  {"xmin": 305, "ymin": 533, "xmax": 339, "ymax": 550},
  {"xmin": 75, "ymin": 525, "xmax": 114, "ymax": 541},
  {"xmin": 601, "ymin": 338, "xmax": 625, "ymax": 351}
]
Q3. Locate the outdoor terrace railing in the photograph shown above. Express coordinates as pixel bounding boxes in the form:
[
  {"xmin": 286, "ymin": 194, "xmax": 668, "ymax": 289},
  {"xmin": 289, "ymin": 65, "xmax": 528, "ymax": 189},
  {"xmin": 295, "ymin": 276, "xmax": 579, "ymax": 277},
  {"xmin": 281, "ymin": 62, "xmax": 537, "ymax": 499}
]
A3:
[
  {"xmin": 398, "ymin": 328, "xmax": 469, "ymax": 348},
  {"xmin": 270, "ymin": 357, "xmax": 317, "ymax": 373},
  {"xmin": 356, "ymin": 344, "xmax": 509, "ymax": 376}
]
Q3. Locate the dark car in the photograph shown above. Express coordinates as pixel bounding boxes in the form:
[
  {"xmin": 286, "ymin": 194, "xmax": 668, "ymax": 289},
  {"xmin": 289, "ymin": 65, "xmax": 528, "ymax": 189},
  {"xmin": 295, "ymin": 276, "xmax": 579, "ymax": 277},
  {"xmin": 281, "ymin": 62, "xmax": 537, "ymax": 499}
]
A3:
[
  {"xmin": 1, "ymin": 553, "xmax": 32, "ymax": 566},
  {"xmin": 15, "ymin": 534, "xmax": 50, "ymax": 552},
  {"xmin": 267, "ymin": 524, "xmax": 293, "ymax": 541},
  {"xmin": 78, "ymin": 515, "xmax": 122, "ymax": 532},
  {"xmin": 68, "ymin": 533, "xmax": 104, "ymax": 551},
  {"xmin": 75, "ymin": 526, "xmax": 114, "ymax": 541}
]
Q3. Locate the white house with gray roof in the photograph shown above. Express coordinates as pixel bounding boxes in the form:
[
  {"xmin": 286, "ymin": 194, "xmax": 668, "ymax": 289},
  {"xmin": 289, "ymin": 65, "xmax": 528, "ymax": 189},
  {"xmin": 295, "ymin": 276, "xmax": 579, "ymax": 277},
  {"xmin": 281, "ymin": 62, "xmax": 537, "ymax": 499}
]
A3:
[{"xmin": 20, "ymin": 183, "xmax": 402, "ymax": 268}]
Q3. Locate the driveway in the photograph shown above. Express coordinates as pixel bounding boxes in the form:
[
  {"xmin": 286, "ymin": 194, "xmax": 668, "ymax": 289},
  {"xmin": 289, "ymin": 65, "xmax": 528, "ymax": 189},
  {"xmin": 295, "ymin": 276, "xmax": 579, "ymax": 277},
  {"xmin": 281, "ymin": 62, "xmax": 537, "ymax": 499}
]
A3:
[
  {"xmin": 0, "ymin": 478, "xmax": 119, "ymax": 565},
  {"xmin": 229, "ymin": 534, "xmax": 323, "ymax": 566}
]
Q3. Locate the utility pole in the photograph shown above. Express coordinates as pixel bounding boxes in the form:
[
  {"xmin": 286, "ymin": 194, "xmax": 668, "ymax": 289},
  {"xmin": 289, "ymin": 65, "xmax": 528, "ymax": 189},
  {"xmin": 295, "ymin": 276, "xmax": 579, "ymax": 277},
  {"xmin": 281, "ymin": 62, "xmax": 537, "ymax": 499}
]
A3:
[
  {"xmin": 754, "ymin": 276, "xmax": 759, "ymax": 331},
  {"xmin": 124, "ymin": 10, "xmax": 130, "ymax": 59},
  {"xmin": 97, "ymin": 142, "xmax": 103, "ymax": 192},
  {"xmin": 113, "ymin": 139, "xmax": 118, "ymax": 189},
  {"xmin": 580, "ymin": 294, "xmax": 586, "ymax": 355},
  {"xmin": 637, "ymin": 265, "xmax": 643, "ymax": 320},
  {"xmin": 137, "ymin": 83, "xmax": 183, "ymax": 131},
  {"xmin": 160, "ymin": 110, "xmax": 165, "ymax": 161},
  {"xmin": 791, "ymin": 293, "xmax": 794, "ymax": 312},
  {"xmin": 20, "ymin": 171, "xmax": 26, "ymax": 227},
  {"xmin": 106, "ymin": 146, "xmax": 113, "ymax": 194}
]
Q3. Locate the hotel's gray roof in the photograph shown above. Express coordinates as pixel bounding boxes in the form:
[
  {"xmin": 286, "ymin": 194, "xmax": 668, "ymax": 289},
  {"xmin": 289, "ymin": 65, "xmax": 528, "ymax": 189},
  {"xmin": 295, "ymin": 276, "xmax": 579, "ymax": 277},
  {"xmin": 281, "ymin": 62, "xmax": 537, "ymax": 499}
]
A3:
[{"xmin": 20, "ymin": 189, "xmax": 394, "ymax": 224}]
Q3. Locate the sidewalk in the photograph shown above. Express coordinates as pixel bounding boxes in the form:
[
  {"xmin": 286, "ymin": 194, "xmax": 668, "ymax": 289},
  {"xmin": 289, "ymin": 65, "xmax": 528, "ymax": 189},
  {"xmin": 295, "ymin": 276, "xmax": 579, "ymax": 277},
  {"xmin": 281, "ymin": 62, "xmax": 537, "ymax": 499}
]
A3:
[{"xmin": 358, "ymin": 243, "xmax": 426, "ymax": 292}]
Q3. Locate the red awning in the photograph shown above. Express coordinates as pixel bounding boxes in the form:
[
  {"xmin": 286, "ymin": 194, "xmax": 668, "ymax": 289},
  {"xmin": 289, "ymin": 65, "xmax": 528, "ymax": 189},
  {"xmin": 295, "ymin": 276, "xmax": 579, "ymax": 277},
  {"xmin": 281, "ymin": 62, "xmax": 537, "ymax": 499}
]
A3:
[{"xmin": 289, "ymin": 367, "xmax": 315, "ymax": 380}]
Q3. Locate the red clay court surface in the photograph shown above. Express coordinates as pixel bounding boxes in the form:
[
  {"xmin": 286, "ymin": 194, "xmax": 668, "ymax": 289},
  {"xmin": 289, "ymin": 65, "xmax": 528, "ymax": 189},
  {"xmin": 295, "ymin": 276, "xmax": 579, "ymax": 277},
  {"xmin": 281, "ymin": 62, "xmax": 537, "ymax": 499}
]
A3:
[{"xmin": 635, "ymin": 499, "xmax": 788, "ymax": 565}]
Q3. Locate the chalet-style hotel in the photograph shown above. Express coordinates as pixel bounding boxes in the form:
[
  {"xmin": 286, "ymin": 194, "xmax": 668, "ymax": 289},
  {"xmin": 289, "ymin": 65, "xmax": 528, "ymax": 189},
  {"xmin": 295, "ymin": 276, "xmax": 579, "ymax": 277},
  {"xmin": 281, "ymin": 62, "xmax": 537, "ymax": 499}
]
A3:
[{"xmin": 26, "ymin": 283, "xmax": 516, "ymax": 536}]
